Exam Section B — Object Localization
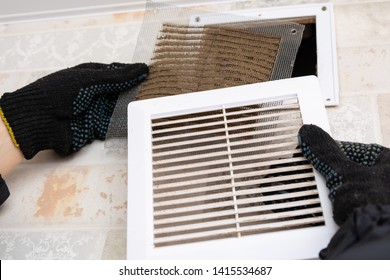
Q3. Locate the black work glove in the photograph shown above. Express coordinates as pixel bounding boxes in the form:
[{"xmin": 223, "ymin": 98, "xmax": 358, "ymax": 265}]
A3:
[
  {"xmin": 0, "ymin": 62, "xmax": 148, "ymax": 159},
  {"xmin": 320, "ymin": 204, "xmax": 390, "ymax": 259},
  {"xmin": 298, "ymin": 124, "xmax": 390, "ymax": 225}
]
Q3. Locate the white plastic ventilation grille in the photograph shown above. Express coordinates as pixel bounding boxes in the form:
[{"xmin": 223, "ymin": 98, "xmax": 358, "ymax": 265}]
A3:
[
  {"xmin": 151, "ymin": 96, "xmax": 323, "ymax": 247},
  {"xmin": 127, "ymin": 76, "xmax": 337, "ymax": 259}
]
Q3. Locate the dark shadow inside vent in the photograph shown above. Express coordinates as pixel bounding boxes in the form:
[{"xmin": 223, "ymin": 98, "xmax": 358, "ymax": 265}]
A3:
[{"xmin": 291, "ymin": 17, "xmax": 317, "ymax": 77}]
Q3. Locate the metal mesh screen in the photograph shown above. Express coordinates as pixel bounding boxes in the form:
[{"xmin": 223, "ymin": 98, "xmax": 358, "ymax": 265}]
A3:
[{"xmin": 105, "ymin": 0, "xmax": 305, "ymax": 149}]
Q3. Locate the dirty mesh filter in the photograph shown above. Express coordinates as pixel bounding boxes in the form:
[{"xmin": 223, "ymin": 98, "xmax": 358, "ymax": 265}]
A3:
[
  {"xmin": 105, "ymin": 0, "xmax": 305, "ymax": 149},
  {"xmin": 151, "ymin": 96, "xmax": 324, "ymax": 247},
  {"xmin": 136, "ymin": 23, "xmax": 281, "ymax": 100}
]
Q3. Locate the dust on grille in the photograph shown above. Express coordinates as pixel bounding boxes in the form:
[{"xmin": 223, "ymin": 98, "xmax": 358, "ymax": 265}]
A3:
[{"xmin": 151, "ymin": 96, "xmax": 324, "ymax": 247}]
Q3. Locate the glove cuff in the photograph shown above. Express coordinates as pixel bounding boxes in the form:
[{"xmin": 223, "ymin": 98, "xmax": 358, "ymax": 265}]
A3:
[{"xmin": 0, "ymin": 84, "xmax": 72, "ymax": 159}]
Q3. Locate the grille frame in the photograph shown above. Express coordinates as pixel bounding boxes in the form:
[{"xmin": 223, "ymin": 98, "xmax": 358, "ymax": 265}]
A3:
[{"xmin": 127, "ymin": 76, "xmax": 337, "ymax": 259}]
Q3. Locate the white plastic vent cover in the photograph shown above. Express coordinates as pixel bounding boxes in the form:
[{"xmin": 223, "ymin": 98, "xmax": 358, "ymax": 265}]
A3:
[
  {"xmin": 190, "ymin": 2, "xmax": 339, "ymax": 106},
  {"xmin": 127, "ymin": 76, "xmax": 337, "ymax": 259}
]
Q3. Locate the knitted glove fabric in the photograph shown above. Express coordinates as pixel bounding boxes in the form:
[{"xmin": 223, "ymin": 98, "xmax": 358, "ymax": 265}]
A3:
[
  {"xmin": 320, "ymin": 204, "xmax": 390, "ymax": 259},
  {"xmin": 298, "ymin": 124, "xmax": 390, "ymax": 225},
  {"xmin": 0, "ymin": 62, "xmax": 148, "ymax": 159}
]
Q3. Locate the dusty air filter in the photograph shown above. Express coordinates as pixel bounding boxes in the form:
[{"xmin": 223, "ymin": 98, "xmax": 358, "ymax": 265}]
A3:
[
  {"xmin": 136, "ymin": 20, "xmax": 304, "ymax": 100},
  {"xmin": 105, "ymin": 0, "xmax": 304, "ymax": 148},
  {"xmin": 127, "ymin": 76, "xmax": 337, "ymax": 259}
]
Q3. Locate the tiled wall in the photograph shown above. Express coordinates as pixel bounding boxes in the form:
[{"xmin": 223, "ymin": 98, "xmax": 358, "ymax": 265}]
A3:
[{"xmin": 0, "ymin": 0, "xmax": 389, "ymax": 259}]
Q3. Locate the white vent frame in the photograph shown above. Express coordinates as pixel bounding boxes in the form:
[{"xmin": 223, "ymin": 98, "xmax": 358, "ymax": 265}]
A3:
[
  {"xmin": 190, "ymin": 2, "xmax": 339, "ymax": 106},
  {"xmin": 127, "ymin": 76, "xmax": 338, "ymax": 260}
]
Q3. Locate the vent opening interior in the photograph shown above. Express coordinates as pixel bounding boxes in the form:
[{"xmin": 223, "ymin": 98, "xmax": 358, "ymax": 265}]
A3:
[
  {"xmin": 151, "ymin": 95, "xmax": 324, "ymax": 248},
  {"xmin": 289, "ymin": 16, "xmax": 317, "ymax": 78}
]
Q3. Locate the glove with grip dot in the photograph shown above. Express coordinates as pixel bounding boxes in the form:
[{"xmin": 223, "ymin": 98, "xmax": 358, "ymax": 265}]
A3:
[
  {"xmin": 0, "ymin": 62, "xmax": 148, "ymax": 159},
  {"xmin": 298, "ymin": 124, "xmax": 390, "ymax": 225}
]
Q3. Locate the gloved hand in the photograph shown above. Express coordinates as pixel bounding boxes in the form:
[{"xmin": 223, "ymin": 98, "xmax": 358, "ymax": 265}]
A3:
[
  {"xmin": 0, "ymin": 62, "xmax": 148, "ymax": 159},
  {"xmin": 298, "ymin": 124, "xmax": 390, "ymax": 225},
  {"xmin": 320, "ymin": 204, "xmax": 390, "ymax": 259}
]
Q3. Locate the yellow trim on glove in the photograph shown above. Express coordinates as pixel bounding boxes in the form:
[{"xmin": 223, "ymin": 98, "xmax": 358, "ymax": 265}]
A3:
[{"xmin": 0, "ymin": 107, "xmax": 20, "ymax": 148}]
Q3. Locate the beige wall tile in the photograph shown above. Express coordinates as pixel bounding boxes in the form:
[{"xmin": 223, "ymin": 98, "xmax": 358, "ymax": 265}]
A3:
[
  {"xmin": 334, "ymin": 1, "xmax": 390, "ymax": 48},
  {"xmin": 0, "ymin": 70, "xmax": 54, "ymax": 94},
  {"xmin": 0, "ymin": 24, "xmax": 139, "ymax": 71},
  {"xmin": 337, "ymin": 45, "xmax": 390, "ymax": 94},
  {"xmin": 0, "ymin": 12, "xmax": 145, "ymax": 35},
  {"xmin": 102, "ymin": 229, "xmax": 126, "ymax": 260},
  {"xmin": 0, "ymin": 162, "xmax": 128, "ymax": 227},
  {"xmin": 0, "ymin": 230, "xmax": 106, "ymax": 259},
  {"xmin": 326, "ymin": 95, "xmax": 380, "ymax": 143}
]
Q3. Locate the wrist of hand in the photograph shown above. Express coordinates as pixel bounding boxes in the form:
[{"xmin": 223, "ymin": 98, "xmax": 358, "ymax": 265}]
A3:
[{"xmin": 0, "ymin": 113, "xmax": 24, "ymax": 175}]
